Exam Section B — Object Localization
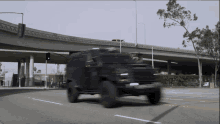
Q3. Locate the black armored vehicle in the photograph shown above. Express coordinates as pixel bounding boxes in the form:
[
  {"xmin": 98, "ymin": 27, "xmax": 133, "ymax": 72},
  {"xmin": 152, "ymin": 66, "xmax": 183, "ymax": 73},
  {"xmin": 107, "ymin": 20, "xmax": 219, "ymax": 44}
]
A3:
[{"xmin": 66, "ymin": 48, "xmax": 162, "ymax": 108}]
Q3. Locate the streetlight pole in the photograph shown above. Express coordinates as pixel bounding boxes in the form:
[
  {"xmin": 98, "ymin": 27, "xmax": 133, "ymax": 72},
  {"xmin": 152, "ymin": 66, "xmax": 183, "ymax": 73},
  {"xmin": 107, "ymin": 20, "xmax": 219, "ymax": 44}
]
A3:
[
  {"xmin": 0, "ymin": 12, "xmax": 23, "ymax": 24},
  {"xmin": 138, "ymin": 23, "xmax": 146, "ymax": 45},
  {"xmin": 134, "ymin": 0, "xmax": 137, "ymax": 47}
]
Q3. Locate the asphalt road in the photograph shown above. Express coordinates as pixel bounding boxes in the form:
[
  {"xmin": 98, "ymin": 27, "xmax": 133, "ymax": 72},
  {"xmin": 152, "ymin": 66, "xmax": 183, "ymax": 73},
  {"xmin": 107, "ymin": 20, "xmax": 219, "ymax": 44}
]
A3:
[{"xmin": 0, "ymin": 88, "xmax": 219, "ymax": 124}]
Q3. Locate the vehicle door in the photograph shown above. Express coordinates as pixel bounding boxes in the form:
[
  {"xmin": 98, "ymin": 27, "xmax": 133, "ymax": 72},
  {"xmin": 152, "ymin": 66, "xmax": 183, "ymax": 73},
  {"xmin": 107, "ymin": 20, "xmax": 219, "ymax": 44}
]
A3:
[
  {"xmin": 85, "ymin": 53, "xmax": 100, "ymax": 90},
  {"xmin": 67, "ymin": 54, "xmax": 86, "ymax": 89}
]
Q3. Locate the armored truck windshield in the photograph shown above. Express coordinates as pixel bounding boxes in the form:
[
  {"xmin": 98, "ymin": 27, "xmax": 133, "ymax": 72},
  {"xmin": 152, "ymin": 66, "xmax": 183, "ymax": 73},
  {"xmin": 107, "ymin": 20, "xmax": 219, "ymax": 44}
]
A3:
[{"xmin": 99, "ymin": 54, "xmax": 136, "ymax": 64}]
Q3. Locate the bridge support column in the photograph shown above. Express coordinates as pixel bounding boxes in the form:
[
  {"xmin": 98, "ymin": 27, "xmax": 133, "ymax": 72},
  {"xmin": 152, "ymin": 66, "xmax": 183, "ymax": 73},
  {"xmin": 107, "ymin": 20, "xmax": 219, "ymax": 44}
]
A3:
[
  {"xmin": 25, "ymin": 57, "xmax": 30, "ymax": 87},
  {"xmin": 18, "ymin": 61, "xmax": 21, "ymax": 87},
  {"xmin": 19, "ymin": 59, "xmax": 25, "ymax": 87},
  {"xmin": 21, "ymin": 59, "xmax": 25, "ymax": 87},
  {"xmin": 29, "ymin": 55, "xmax": 34, "ymax": 87}
]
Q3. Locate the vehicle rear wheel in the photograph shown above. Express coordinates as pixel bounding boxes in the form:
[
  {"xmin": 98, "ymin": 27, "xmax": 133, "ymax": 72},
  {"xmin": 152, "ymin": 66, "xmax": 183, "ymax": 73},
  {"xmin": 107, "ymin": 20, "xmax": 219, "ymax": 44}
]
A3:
[
  {"xmin": 67, "ymin": 82, "xmax": 79, "ymax": 103},
  {"xmin": 100, "ymin": 81, "xmax": 118, "ymax": 108},
  {"xmin": 147, "ymin": 88, "xmax": 161, "ymax": 105}
]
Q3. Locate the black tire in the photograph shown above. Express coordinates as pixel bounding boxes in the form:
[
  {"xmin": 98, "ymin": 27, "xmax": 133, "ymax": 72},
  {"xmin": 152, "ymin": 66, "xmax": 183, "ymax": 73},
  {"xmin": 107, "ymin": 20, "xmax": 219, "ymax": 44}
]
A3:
[
  {"xmin": 100, "ymin": 81, "xmax": 118, "ymax": 108},
  {"xmin": 67, "ymin": 82, "xmax": 79, "ymax": 103},
  {"xmin": 147, "ymin": 88, "xmax": 161, "ymax": 105}
]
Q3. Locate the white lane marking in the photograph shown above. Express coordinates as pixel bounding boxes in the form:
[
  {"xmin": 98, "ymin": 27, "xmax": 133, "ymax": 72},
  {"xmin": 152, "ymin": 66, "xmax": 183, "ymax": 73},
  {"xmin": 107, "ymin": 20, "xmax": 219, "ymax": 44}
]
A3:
[
  {"xmin": 200, "ymin": 101, "xmax": 205, "ymax": 102},
  {"xmin": 170, "ymin": 98, "xmax": 183, "ymax": 100},
  {"xmin": 114, "ymin": 114, "xmax": 161, "ymax": 124},
  {"xmin": 30, "ymin": 98, "xmax": 63, "ymax": 105}
]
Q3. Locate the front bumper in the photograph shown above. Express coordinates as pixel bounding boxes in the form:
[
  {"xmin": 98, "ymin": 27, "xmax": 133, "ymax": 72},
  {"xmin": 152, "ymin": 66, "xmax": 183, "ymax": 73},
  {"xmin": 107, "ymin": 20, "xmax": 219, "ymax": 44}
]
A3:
[
  {"xmin": 117, "ymin": 82, "xmax": 162, "ymax": 89},
  {"xmin": 116, "ymin": 82, "xmax": 162, "ymax": 95}
]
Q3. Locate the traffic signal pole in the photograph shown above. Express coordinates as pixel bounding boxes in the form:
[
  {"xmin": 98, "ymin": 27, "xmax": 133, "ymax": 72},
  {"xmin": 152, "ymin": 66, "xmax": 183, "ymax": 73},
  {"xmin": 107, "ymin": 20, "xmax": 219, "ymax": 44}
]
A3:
[{"xmin": 45, "ymin": 53, "xmax": 50, "ymax": 88}]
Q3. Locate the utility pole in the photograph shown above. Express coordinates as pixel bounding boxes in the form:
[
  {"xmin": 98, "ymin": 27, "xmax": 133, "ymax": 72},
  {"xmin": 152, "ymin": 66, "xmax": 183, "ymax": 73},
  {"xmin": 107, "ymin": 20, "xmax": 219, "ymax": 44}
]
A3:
[{"xmin": 135, "ymin": 0, "xmax": 137, "ymax": 47}]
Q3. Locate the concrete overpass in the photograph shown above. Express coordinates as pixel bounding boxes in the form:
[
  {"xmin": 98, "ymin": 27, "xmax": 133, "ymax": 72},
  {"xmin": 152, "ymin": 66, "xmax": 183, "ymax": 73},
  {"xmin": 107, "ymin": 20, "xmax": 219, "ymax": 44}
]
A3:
[
  {"xmin": 0, "ymin": 19, "xmax": 217, "ymax": 87},
  {"xmin": 0, "ymin": 19, "xmax": 213, "ymax": 62}
]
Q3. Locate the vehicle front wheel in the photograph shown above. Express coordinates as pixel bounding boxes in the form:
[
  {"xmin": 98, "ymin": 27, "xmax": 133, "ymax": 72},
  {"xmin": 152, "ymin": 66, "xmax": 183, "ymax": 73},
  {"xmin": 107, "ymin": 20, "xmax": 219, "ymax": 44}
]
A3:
[
  {"xmin": 146, "ymin": 88, "xmax": 161, "ymax": 105},
  {"xmin": 67, "ymin": 82, "xmax": 79, "ymax": 103},
  {"xmin": 100, "ymin": 81, "xmax": 118, "ymax": 108}
]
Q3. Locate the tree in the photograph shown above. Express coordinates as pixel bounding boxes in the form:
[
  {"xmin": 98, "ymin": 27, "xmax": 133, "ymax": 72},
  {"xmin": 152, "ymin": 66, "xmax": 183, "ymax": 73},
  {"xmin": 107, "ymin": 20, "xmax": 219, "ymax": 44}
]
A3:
[
  {"xmin": 156, "ymin": 0, "xmax": 206, "ymax": 87},
  {"xmin": 198, "ymin": 21, "xmax": 220, "ymax": 87}
]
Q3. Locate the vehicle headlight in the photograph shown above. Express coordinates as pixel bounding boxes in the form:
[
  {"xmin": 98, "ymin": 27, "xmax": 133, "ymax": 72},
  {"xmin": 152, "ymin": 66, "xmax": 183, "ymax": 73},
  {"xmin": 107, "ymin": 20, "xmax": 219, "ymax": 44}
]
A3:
[{"xmin": 120, "ymin": 73, "xmax": 129, "ymax": 76}]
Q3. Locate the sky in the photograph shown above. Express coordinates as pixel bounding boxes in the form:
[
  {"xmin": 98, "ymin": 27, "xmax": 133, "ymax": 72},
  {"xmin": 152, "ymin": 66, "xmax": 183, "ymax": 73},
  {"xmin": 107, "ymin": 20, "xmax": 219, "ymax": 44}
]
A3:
[{"xmin": 0, "ymin": 1, "xmax": 219, "ymax": 79}]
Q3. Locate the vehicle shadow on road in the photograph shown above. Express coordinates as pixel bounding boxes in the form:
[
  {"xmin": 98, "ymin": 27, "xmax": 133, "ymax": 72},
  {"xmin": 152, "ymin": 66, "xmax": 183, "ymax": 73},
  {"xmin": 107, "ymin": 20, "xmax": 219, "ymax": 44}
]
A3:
[{"xmin": 77, "ymin": 97, "xmax": 168, "ymax": 108}]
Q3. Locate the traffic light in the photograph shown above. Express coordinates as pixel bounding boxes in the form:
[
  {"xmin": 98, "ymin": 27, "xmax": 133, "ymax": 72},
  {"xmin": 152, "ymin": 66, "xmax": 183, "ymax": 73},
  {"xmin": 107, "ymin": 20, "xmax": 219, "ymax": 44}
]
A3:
[
  {"xmin": 17, "ymin": 23, "xmax": 26, "ymax": 38},
  {"xmin": 46, "ymin": 53, "xmax": 50, "ymax": 60}
]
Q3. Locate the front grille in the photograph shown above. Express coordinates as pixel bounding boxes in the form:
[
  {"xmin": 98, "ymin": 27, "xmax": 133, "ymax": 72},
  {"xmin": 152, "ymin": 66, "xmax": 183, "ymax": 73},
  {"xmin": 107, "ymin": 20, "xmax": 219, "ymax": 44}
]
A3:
[{"xmin": 133, "ymin": 69, "xmax": 155, "ymax": 84}]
